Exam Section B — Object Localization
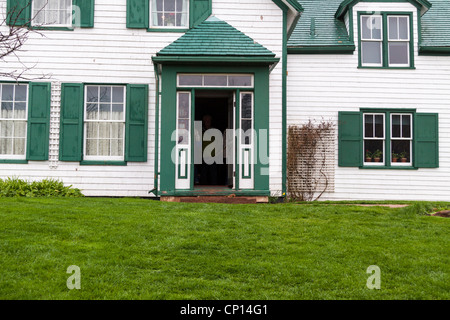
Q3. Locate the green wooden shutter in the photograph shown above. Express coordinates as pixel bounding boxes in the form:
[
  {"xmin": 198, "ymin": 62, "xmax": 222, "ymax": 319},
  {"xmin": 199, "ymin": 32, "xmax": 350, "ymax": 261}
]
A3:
[
  {"xmin": 125, "ymin": 84, "xmax": 148, "ymax": 162},
  {"xmin": 26, "ymin": 82, "xmax": 51, "ymax": 160},
  {"xmin": 6, "ymin": 0, "xmax": 31, "ymax": 26},
  {"xmin": 414, "ymin": 113, "xmax": 439, "ymax": 168},
  {"xmin": 72, "ymin": 0, "xmax": 95, "ymax": 28},
  {"xmin": 190, "ymin": 0, "xmax": 212, "ymax": 28},
  {"xmin": 338, "ymin": 111, "xmax": 362, "ymax": 167},
  {"xmin": 126, "ymin": 0, "xmax": 149, "ymax": 29},
  {"xmin": 60, "ymin": 83, "xmax": 84, "ymax": 161}
]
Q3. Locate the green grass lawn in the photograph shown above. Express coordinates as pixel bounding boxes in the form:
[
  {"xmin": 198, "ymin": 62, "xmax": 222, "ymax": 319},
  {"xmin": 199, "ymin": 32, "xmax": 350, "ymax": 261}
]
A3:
[{"xmin": 0, "ymin": 197, "xmax": 448, "ymax": 300}]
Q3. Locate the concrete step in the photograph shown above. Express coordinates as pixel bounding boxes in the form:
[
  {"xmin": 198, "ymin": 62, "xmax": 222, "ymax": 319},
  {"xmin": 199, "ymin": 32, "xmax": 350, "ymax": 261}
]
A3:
[{"xmin": 160, "ymin": 196, "xmax": 268, "ymax": 204}]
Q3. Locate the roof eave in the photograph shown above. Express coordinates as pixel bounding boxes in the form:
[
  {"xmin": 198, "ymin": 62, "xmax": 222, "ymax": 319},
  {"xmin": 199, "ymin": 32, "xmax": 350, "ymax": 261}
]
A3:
[
  {"xmin": 287, "ymin": 44, "xmax": 356, "ymax": 54},
  {"xmin": 335, "ymin": 0, "xmax": 432, "ymax": 19}
]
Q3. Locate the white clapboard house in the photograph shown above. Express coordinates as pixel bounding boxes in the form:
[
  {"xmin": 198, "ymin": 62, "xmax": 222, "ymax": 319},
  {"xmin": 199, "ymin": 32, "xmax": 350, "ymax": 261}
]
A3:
[{"xmin": 0, "ymin": 0, "xmax": 449, "ymax": 201}]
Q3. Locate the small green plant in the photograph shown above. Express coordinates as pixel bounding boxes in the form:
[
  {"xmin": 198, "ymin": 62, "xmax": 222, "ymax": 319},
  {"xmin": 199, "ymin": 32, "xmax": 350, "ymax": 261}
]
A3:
[
  {"xmin": 392, "ymin": 153, "xmax": 399, "ymax": 159},
  {"xmin": 365, "ymin": 150, "xmax": 372, "ymax": 159},
  {"xmin": 372, "ymin": 149, "xmax": 382, "ymax": 158},
  {"xmin": 0, "ymin": 177, "xmax": 83, "ymax": 198},
  {"xmin": 399, "ymin": 151, "xmax": 408, "ymax": 159}
]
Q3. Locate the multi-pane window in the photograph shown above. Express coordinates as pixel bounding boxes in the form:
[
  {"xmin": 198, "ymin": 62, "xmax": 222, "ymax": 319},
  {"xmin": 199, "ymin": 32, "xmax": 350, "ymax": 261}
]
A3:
[
  {"xmin": 391, "ymin": 113, "xmax": 412, "ymax": 165},
  {"xmin": 32, "ymin": 0, "xmax": 72, "ymax": 27},
  {"xmin": 150, "ymin": 0, "xmax": 189, "ymax": 28},
  {"xmin": 0, "ymin": 84, "xmax": 28, "ymax": 159},
  {"xmin": 360, "ymin": 13, "xmax": 412, "ymax": 68},
  {"xmin": 364, "ymin": 113, "xmax": 385, "ymax": 165},
  {"xmin": 84, "ymin": 85, "xmax": 126, "ymax": 161}
]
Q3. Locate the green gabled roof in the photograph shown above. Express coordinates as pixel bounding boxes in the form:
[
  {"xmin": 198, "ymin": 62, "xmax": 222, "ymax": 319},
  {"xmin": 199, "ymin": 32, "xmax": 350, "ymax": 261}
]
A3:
[
  {"xmin": 421, "ymin": 0, "xmax": 450, "ymax": 53},
  {"xmin": 155, "ymin": 16, "xmax": 277, "ymax": 61},
  {"xmin": 288, "ymin": 0, "xmax": 355, "ymax": 53}
]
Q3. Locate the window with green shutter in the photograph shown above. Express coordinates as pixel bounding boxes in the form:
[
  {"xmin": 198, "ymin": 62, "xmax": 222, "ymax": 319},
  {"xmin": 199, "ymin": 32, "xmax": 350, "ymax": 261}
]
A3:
[
  {"xmin": 60, "ymin": 83, "xmax": 149, "ymax": 164},
  {"xmin": 338, "ymin": 110, "xmax": 439, "ymax": 169},
  {"xmin": 0, "ymin": 82, "xmax": 50, "ymax": 163},
  {"xmin": 127, "ymin": 0, "xmax": 211, "ymax": 30},
  {"xmin": 6, "ymin": 0, "xmax": 95, "ymax": 28}
]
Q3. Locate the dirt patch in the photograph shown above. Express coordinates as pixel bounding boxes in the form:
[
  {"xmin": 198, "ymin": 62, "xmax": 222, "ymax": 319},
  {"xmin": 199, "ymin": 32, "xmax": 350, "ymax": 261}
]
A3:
[{"xmin": 432, "ymin": 210, "xmax": 450, "ymax": 218}]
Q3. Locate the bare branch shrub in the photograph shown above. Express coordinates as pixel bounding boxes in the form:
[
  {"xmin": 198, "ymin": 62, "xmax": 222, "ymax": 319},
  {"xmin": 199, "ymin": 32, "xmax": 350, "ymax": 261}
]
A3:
[
  {"xmin": 1, "ymin": 1, "xmax": 50, "ymax": 80},
  {"xmin": 287, "ymin": 119, "xmax": 334, "ymax": 201}
]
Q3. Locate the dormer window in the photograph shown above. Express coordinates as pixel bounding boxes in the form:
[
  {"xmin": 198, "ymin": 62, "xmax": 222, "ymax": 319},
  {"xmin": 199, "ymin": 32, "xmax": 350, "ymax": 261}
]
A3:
[{"xmin": 359, "ymin": 12, "xmax": 413, "ymax": 68}]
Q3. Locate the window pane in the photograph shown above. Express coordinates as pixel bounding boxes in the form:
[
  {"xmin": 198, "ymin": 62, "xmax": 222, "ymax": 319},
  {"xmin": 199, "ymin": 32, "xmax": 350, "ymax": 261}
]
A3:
[
  {"xmin": 398, "ymin": 17, "xmax": 409, "ymax": 40},
  {"xmin": 99, "ymin": 87, "xmax": 111, "ymax": 103},
  {"xmin": 98, "ymin": 139, "xmax": 110, "ymax": 156},
  {"xmin": 110, "ymin": 139, "xmax": 124, "ymax": 157},
  {"xmin": 402, "ymin": 115, "xmax": 411, "ymax": 138},
  {"xmin": 364, "ymin": 140, "xmax": 384, "ymax": 163},
  {"xmin": 14, "ymin": 102, "xmax": 27, "ymax": 119},
  {"xmin": 98, "ymin": 122, "xmax": 110, "ymax": 139},
  {"xmin": 364, "ymin": 115, "xmax": 374, "ymax": 138},
  {"xmin": 86, "ymin": 103, "xmax": 98, "ymax": 120},
  {"xmin": 388, "ymin": 17, "xmax": 398, "ymax": 40},
  {"xmin": 85, "ymin": 139, "xmax": 97, "ymax": 156},
  {"xmin": 241, "ymin": 120, "xmax": 252, "ymax": 144},
  {"xmin": 228, "ymin": 76, "xmax": 252, "ymax": 87},
  {"xmin": 2, "ymin": 85, "xmax": 14, "ymax": 101},
  {"xmin": 0, "ymin": 138, "xmax": 13, "ymax": 154},
  {"xmin": 165, "ymin": 0, "xmax": 176, "ymax": 11},
  {"xmin": 110, "ymin": 123, "xmax": 124, "ymax": 139},
  {"xmin": 391, "ymin": 140, "xmax": 411, "ymax": 162},
  {"xmin": 361, "ymin": 16, "xmax": 371, "ymax": 39},
  {"xmin": 156, "ymin": 0, "xmax": 163, "ymax": 11},
  {"xmin": 241, "ymin": 94, "xmax": 252, "ymax": 119},
  {"xmin": 86, "ymin": 122, "xmax": 98, "ymax": 139},
  {"xmin": 112, "ymin": 87, "xmax": 124, "ymax": 103},
  {"xmin": 13, "ymin": 138, "xmax": 25, "ymax": 155},
  {"xmin": 371, "ymin": 17, "xmax": 382, "ymax": 40},
  {"xmin": 204, "ymin": 75, "xmax": 227, "ymax": 86},
  {"xmin": 391, "ymin": 115, "xmax": 401, "ymax": 138},
  {"xmin": 178, "ymin": 93, "xmax": 190, "ymax": 114},
  {"xmin": 178, "ymin": 120, "xmax": 189, "ymax": 145},
  {"xmin": 111, "ymin": 104, "xmax": 124, "ymax": 120},
  {"xmin": 1, "ymin": 102, "xmax": 13, "ymax": 118},
  {"xmin": 86, "ymin": 86, "xmax": 99, "ymax": 102},
  {"xmin": 99, "ymin": 104, "xmax": 111, "ymax": 120},
  {"xmin": 0, "ymin": 120, "xmax": 12, "ymax": 137},
  {"xmin": 15, "ymin": 85, "xmax": 27, "ymax": 101},
  {"xmin": 389, "ymin": 42, "xmax": 409, "ymax": 65},
  {"xmin": 178, "ymin": 75, "xmax": 202, "ymax": 86},
  {"xmin": 375, "ymin": 115, "xmax": 384, "ymax": 138},
  {"xmin": 362, "ymin": 41, "xmax": 382, "ymax": 65},
  {"xmin": 14, "ymin": 121, "xmax": 26, "ymax": 138}
]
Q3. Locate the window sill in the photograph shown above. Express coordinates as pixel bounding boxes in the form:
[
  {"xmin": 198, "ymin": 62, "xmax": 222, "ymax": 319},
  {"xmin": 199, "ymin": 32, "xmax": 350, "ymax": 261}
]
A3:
[
  {"xmin": 147, "ymin": 28, "xmax": 188, "ymax": 33},
  {"xmin": 358, "ymin": 66, "xmax": 415, "ymax": 70},
  {"xmin": 80, "ymin": 161, "xmax": 127, "ymax": 166},
  {"xmin": 0, "ymin": 159, "xmax": 28, "ymax": 164},
  {"xmin": 360, "ymin": 165, "xmax": 418, "ymax": 170},
  {"xmin": 30, "ymin": 26, "xmax": 74, "ymax": 31}
]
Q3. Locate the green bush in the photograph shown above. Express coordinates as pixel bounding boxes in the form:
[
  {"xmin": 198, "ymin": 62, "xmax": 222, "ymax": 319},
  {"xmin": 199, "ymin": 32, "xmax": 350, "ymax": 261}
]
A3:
[{"xmin": 0, "ymin": 177, "xmax": 84, "ymax": 198}]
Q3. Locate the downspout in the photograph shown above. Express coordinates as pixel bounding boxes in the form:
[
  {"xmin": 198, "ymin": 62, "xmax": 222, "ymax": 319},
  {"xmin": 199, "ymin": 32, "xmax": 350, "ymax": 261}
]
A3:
[
  {"xmin": 149, "ymin": 62, "xmax": 161, "ymax": 197},
  {"xmin": 281, "ymin": 9, "xmax": 288, "ymax": 198}
]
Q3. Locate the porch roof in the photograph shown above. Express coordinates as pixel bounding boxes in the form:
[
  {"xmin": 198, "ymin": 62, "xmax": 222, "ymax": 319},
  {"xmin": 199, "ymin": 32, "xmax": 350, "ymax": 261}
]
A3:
[{"xmin": 153, "ymin": 16, "xmax": 279, "ymax": 64}]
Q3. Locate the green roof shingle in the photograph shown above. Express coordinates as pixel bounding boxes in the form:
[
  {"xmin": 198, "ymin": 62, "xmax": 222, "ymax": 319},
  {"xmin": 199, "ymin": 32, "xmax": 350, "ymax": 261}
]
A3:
[
  {"xmin": 421, "ymin": 0, "xmax": 450, "ymax": 49},
  {"xmin": 157, "ymin": 16, "xmax": 276, "ymax": 57}
]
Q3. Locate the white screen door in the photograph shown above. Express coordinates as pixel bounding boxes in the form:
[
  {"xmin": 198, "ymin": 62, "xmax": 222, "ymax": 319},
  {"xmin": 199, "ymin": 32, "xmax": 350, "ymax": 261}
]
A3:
[
  {"xmin": 175, "ymin": 91, "xmax": 191, "ymax": 189},
  {"xmin": 238, "ymin": 92, "xmax": 254, "ymax": 189}
]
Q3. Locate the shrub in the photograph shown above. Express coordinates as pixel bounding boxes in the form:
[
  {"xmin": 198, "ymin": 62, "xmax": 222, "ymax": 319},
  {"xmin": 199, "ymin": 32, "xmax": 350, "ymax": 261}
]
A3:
[{"xmin": 0, "ymin": 177, "xmax": 84, "ymax": 198}]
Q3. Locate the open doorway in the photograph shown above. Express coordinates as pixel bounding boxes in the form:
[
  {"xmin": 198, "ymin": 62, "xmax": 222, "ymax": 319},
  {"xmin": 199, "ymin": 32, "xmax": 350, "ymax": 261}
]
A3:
[{"xmin": 194, "ymin": 90, "xmax": 234, "ymax": 188}]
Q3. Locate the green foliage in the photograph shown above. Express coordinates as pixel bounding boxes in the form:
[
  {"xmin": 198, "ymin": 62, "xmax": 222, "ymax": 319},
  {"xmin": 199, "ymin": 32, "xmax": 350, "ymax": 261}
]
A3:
[{"xmin": 0, "ymin": 177, "xmax": 83, "ymax": 198}]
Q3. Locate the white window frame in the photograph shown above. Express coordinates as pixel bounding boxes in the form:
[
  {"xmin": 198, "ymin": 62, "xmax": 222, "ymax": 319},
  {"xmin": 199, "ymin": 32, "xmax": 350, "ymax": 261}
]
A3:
[
  {"xmin": 363, "ymin": 113, "xmax": 385, "ymax": 166},
  {"xmin": 83, "ymin": 85, "xmax": 126, "ymax": 162},
  {"xmin": 387, "ymin": 15, "xmax": 410, "ymax": 67},
  {"xmin": 360, "ymin": 15, "xmax": 383, "ymax": 67},
  {"xmin": 149, "ymin": 0, "xmax": 190, "ymax": 29},
  {"xmin": 390, "ymin": 113, "xmax": 413, "ymax": 166},
  {"xmin": 177, "ymin": 74, "xmax": 254, "ymax": 88},
  {"xmin": 0, "ymin": 83, "xmax": 28, "ymax": 160},
  {"xmin": 31, "ymin": 0, "xmax": 73, "ymax": 28}
]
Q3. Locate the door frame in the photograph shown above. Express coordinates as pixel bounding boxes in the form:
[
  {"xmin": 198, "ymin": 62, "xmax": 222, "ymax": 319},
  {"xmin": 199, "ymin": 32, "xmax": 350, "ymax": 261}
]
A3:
[{"xmin": 159, "ymin": 64, "xmax": 270, "ymax": 196}]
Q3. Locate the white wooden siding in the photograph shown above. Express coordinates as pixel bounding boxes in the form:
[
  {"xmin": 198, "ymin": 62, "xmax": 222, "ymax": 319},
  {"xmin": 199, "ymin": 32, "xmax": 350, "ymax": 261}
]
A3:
[
  {"xmin": 287, "ymin": 3, "xmax": 450, "ymax": 201},
  {"xmin": 0, "ymin": 0, "xmax": 284, "ymax": 197}
]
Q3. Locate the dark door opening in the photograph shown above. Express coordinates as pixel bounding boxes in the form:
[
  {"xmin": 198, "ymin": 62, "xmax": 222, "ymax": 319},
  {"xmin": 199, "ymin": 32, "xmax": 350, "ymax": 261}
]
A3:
[{"xmin": 194, "ymin": 91, "xmax": 233, "ymax": 187}]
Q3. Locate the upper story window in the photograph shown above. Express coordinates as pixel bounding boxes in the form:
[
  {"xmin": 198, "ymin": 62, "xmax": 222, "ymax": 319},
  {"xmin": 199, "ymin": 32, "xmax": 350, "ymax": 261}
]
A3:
[
  {"xmin": 150, "ymin": 0, "xmax": 189, "ymax": 28},
  {"xmin": 359, "ymin": 13, "xmax": 413, "ymax": 68},
  {"xmin": 32, "ymin": 0, "xmax": 73, "ymax": 27}
]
